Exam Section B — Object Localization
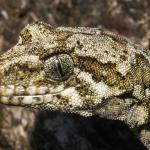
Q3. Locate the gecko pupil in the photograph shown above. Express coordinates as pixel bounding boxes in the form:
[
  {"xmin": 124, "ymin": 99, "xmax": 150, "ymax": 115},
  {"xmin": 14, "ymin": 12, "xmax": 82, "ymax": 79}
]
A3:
[
  {"xmin": 44, "ymin": 54, "xmax": 74, "ymax": 81},
  {"xmin": 55, "ymin": 56, "xmax": 65, "ymax": 77}
]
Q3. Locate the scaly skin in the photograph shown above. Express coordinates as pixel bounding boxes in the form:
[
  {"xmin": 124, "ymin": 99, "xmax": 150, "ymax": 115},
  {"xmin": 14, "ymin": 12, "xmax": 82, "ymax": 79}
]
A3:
[{"xmin": 0, "ymin": 22, "xmax": 150, "ymax": 148}]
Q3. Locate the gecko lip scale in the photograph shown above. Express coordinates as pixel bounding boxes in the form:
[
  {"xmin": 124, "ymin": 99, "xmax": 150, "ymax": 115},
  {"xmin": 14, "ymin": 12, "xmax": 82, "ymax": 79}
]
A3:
[{"xmin": 0, "ymin": 84, "xmax": 63, "ymax": 105}]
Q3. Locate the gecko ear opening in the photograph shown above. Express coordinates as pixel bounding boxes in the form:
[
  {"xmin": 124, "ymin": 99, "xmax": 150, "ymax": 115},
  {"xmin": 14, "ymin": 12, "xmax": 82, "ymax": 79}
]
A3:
[{"xmin": 44, "ymin": 54, "xmax": 74, "ymax": 82}]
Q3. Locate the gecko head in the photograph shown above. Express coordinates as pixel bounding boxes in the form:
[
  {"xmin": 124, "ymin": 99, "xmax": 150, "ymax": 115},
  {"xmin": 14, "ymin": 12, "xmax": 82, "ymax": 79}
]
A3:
[
  {"xmin": 0, "ymin": 22, "xmax": 101, "ymax": 114},
  {"xmin": 0, "ymin": 22, "xmax": 139, "ymax": 115}
]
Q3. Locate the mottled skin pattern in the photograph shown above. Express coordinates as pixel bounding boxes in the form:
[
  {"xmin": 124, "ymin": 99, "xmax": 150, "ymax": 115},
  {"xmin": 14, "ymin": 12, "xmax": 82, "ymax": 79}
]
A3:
[{"xmin": 0, "ymin": 22, "xmax": 150, "ymax": 148}]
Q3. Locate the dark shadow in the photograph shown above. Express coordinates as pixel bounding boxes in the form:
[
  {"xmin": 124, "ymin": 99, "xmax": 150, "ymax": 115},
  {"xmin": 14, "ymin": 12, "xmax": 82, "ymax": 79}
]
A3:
[
  {"xmin": 0, "ymin": 134, "xmax": 13, "ymax": 150},
  {"xmin": 30, "ymin": 111, "xmax": 148, "ymax": 150}
]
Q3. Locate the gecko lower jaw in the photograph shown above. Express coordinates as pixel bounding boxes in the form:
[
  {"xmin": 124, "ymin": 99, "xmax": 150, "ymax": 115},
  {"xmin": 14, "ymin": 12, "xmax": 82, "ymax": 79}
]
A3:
[{"xmin": 0, "ymin": 84, "xmax": 63, "ymax": 106}]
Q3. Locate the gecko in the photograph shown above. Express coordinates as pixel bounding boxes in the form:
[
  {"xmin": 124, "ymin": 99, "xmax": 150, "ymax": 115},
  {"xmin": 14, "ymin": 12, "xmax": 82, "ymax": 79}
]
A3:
[{"xmin": 0, "ymin": 22, "xmax": 150, "ymax": 148}]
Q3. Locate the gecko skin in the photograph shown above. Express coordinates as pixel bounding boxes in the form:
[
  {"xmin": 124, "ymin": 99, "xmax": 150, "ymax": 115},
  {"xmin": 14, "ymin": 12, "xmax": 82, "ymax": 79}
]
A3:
[{"xmin": 0, "ymin": 22, "xmax": 150, "ymax": 147}]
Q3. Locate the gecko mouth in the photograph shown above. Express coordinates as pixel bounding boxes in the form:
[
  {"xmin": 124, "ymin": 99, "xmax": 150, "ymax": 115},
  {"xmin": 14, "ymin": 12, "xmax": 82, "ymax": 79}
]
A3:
[{"xmin": 0, "ymin": 84, "xmax": 64, "ymax": 106}]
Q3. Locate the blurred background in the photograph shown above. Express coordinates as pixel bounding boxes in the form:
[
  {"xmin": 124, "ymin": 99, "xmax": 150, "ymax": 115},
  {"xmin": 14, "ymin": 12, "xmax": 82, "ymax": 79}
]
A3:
[{"xmin": 0, "ymin": 0, "xmax": 150, "ymax": 150}]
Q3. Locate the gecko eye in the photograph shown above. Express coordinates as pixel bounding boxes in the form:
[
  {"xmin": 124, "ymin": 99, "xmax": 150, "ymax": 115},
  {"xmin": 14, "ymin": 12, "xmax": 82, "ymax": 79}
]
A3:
[{"xmin": 44, "ymin": 54, "xmax": 74, "ymax": 81}]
